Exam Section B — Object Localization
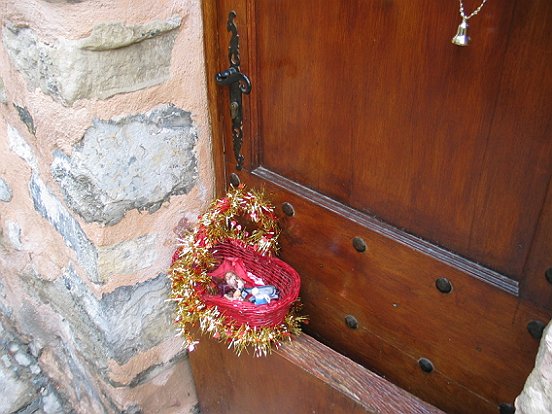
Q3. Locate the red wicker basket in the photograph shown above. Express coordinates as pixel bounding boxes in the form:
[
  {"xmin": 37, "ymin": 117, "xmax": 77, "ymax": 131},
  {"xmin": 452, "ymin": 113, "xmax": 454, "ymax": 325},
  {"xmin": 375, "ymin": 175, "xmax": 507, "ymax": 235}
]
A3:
[
  {"xmin": 202, "ymin": 241, "xmax": 301, "ymax": 328},
  {"xmin": 169, "ymin": 186, "xmax": 306, "ymax": 355}
]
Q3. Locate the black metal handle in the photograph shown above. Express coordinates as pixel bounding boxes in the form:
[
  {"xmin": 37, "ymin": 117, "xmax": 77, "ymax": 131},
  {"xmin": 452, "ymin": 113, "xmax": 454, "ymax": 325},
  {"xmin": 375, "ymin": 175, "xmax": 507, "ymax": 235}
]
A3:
[{"xmin": 215, "ymin": 11, "xmax": 251, "ymax": 171}]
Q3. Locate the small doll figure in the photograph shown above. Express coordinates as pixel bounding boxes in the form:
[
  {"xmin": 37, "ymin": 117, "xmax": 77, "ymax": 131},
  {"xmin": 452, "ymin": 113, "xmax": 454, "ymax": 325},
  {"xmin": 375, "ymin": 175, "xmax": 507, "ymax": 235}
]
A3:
[
  {"xmin": 223, "ymin": 271, "xmax": 245, "ymax": 301},
  {"xmin": 243, "ymin": 285, "xmax": 279, "ymax": 305}
]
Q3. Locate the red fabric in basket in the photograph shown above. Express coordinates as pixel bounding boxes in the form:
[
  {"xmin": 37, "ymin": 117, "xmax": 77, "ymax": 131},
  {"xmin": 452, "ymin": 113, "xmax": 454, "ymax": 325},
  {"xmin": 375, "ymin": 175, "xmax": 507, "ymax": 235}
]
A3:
[
  {"xmin": 201, "ymin": 241, "xmax": 301, "ymax": 328},
  {"xmin": 208, "ymin": 256, "xmax": 261, "ymax": 288}
]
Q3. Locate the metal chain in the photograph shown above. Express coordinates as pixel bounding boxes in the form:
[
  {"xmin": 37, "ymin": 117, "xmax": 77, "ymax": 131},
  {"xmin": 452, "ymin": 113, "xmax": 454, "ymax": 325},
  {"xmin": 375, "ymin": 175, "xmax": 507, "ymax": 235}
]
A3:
[{"xmin": 459, "ymin": 0, "xmax": 489, "ymax": 20}]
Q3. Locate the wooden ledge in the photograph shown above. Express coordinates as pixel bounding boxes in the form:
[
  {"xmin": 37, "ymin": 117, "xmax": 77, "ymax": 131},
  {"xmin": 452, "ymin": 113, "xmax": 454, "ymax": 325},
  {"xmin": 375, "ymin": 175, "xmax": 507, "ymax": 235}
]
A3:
[{"xmin": 189, "ymin": 333, "xmax": 445, "ymax": 414}]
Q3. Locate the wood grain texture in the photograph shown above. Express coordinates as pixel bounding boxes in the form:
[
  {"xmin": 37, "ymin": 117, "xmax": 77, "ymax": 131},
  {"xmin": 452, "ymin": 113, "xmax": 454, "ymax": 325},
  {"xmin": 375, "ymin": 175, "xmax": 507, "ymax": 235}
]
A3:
[
  {"xmin": 190, "ymin": 333, "xmax": 446, "ymax": 414},
  {"xmin": 201, "ymin": 1, "xmax": 227, "ymax": 196},
  {"xmin": 244, "ymin": 169, "xmax": 548, "ymax": 413},
  {"xmin": 202, "ymin": 0, "xmax": 552, "ymax": 413},
  {"xmin": 255, "ymin": 167, "xmax": 518, "ymax": 295},
  {"xmin": 251, "ymin": 0, "xmax": 552, "ymax": 280},
  {"xmin": 523, "ymin": 179, "xmax": 552, "ymax": 307}
]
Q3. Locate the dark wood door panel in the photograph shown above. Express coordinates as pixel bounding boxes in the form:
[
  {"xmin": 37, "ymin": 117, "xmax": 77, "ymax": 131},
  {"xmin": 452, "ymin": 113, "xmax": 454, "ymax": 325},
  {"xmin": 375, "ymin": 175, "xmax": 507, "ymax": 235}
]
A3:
[
  {"xmin": 241, "ymin": 169, "xmax": 550, "ymax": 411},
  {"xmin": 465, "ymin": 0, "xmax": 552, "ymax": 279},
  {"xmin": 252, "ymin": 0, "xmax": 552, "ymax": 279},
  {"xmin": 205, "ymin": 1, "xmax": 552, "ymax": 413},
  {"xmin": 523, "ymin": 182, "xmax": 552, "ymax": 305}
]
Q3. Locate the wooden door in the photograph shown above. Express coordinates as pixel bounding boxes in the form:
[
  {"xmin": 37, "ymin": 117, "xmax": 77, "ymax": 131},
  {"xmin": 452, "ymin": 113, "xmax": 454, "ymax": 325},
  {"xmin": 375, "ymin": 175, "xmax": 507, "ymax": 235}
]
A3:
[{"xmin": 202, "ymin": 1, "xmax": 552, "ymax": 413}]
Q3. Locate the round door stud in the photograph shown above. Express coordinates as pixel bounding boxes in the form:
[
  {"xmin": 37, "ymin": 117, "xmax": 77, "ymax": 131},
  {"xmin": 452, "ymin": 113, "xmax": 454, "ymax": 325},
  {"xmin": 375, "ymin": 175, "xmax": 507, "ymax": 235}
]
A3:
[
  {"xmin": 352, "ymin": 237, "xmax": 367, "ymax": 253},
  {"xmin": 527, "ymin": 320, "xmax": 546, "ymax": 340},
  {"xmin": 418, "ymin": 357, "xmax": 434, "ymax": 373},
  {"xmin": 282, "ymin": 202, "xmax": 295, "ymax": 217},
  {"xmin": 545, "ymin": 267, "xmax": 552, "ymax": 285},
  {"xmin": 435, "ymin": 277, "xmax": 453, "ymax": 294},
  {"xmin": 498, "ymin": 402, "xmax": 515, "ymax": 414},
  {"xmin": 345, "ymin": 315, "xmax": 359, "ymax": 330},
  {"xmin": 229, "ymin": 173, "xmax": 240, "ymax": 187}
]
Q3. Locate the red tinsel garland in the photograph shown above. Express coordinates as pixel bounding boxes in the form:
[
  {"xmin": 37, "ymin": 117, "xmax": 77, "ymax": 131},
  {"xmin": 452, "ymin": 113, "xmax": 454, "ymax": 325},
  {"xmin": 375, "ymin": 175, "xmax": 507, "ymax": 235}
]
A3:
[{"xmin": 168, "ymin": 185, "xmax": 307, "ymax": 356}]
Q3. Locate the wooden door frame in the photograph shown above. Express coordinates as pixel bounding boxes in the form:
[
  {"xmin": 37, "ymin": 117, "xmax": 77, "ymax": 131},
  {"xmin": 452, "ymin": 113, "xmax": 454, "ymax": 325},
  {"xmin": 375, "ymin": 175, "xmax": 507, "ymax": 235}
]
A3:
[{"xmin": 202, "ymin": 1, "xmax": 227, "ymax": 197}]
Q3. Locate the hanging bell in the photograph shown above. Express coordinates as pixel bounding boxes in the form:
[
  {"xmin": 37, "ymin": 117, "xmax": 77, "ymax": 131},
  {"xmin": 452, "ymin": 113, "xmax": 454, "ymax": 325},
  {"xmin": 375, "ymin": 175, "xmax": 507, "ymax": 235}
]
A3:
[{"xmin": 451, "ymin": 18, "xmax": 470, "ymax": 46}]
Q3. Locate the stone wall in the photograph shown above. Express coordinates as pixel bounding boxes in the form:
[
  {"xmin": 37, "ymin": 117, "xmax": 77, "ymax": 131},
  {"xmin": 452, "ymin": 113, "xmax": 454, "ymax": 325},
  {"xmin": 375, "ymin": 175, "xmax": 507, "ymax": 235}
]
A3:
[
  {"xmin": 516, "ymin": 321, "xmax": 552, "ymax": 414},
  {"xmin": 0, "ymin": 1, "xmax": 210, "ymax": 413}
]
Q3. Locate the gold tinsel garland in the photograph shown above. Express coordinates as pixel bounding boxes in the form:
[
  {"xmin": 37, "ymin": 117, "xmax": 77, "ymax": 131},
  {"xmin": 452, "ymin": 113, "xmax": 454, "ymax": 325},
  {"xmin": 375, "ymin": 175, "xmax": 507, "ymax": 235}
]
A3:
[{"xmin": 168, "ymin": 185, "xmax": 307, "ymax": 356}]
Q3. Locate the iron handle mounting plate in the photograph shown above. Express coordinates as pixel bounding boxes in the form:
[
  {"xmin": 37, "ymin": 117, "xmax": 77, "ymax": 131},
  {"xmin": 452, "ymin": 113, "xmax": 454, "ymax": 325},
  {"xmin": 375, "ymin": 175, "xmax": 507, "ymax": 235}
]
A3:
[{"xmin": 215, "ymin": 11, "xmax": 251, "ymax": 171}]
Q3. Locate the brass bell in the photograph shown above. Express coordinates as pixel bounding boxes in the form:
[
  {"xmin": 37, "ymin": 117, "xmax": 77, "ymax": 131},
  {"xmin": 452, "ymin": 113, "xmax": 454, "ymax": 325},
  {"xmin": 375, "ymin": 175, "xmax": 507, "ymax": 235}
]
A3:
[{"xmin": 451, "ymin": 18, "xmax": 470, "ymax": 46}]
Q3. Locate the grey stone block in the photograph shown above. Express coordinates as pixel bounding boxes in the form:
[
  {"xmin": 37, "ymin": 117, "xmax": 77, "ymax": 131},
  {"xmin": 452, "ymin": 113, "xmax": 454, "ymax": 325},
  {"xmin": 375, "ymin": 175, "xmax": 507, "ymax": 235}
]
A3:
[
  {"xmin": 7, "ymin": 123, "xmax": 99, "ymax": 281},
  {"xmin": 79, "ymin": 16, "xmax": 181, "ymax": 51},
  {"xmin": 13, "ymin": 104, "xmax": 36, "ymax": 135},
  {"xmin": 0, "ymin": 280, "xmax": 12, "ymax": 319},
  {"xmin": 0, "ymin": 177, "xmax": 12, "ymax": 202},
  {"xmin": 1, "ymin": 268, "xmax": 179, "ymax": 412},
  {"xmin": 51, "ymin": 104, "xmax": 198, "ymax": 226},
  {"xmin": 36, "ymin": 266, "xmax": 174, "ymax": 366},
  {"xmin": 97, "ymin": 234, "xmax": 158, "ymax": 281},
  {"xmin": 6, "ymin": 220, "xmax": 23, "ymax": 250},
  {"xmin": 7, "ymin": 124, "xmax": 38, "ymax": 171},
  {"xmin": 29, "ymin": 173, "xmax": 99, "ymax": 282},
  {"xmin": 0, "ymin": 362, "xmax": 35, "ymax": 414},
  {"xmin": 0, "ymin": 317, "xmax": 69, "ymax": 414},
  {"xmin": 3, "ymin": 17, "xmax": 181, "ymax": 105},
  {"xmin": 101, "ymin": 273, "xmax": 175, "ymax": 364},
  {"xmin": 0, "ymin": 76, "xmax": 6, "ymax": 104}
]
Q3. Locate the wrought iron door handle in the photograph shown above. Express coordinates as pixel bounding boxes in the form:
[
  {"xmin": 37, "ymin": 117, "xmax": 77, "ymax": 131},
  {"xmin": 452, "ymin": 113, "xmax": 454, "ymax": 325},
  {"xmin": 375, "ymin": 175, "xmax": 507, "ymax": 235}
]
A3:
[
  {"xmin": 215, "ymin": 67, "xmax": 251, "ymax": 95},
  {"xmin": 215, "ymin": 11, "xmax": 251, "ymax": 171}
]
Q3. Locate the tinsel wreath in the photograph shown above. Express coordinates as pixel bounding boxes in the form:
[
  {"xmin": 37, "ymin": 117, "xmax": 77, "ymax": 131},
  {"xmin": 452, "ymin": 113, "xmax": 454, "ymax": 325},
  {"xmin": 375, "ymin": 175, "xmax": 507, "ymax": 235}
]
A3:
[{"xmin": 168, "ymin": 185, "xmax": 307, "ymax": 356}]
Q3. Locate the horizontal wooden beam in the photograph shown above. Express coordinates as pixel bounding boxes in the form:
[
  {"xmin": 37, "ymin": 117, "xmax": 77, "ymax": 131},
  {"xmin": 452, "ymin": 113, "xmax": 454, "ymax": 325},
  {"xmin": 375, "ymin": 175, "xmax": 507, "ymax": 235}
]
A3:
[{"xmin": 190, "ymin": 333, "xmax": 445, "ymax": 414}]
